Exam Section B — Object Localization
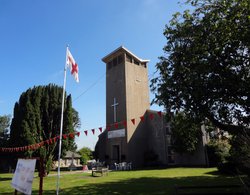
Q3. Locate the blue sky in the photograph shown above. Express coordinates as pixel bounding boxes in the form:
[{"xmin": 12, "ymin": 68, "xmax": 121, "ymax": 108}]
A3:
[{"xmin": 0, "ymin": 0, "xmax": 187, "ymax": 150}]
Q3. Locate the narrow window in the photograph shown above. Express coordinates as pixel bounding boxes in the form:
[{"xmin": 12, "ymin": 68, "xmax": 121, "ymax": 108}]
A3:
[
  {"xmin": 126, "ymin": 54, "xmax": 132, "ymax": 63},
  {"xmin": 107, "ymin": 61, "xmax": 112, "ymax": 70},
  {"xmin": 117, "ymin": 55, "xmax": 123, "ymax": 64},
  {"xmin": 134, "ymin": 60, "xmax": 140, "ymax": 65},
  {"xmin": 142, "ymin": 62, "xmax": 147, "ymax": 68},
  {"xmin": 113, "ymin": 57, "xmax": 118, "ymax": 66},
  {"xmin": 165, "ymin": 126, "xmax": 171, "ymax": 135}
]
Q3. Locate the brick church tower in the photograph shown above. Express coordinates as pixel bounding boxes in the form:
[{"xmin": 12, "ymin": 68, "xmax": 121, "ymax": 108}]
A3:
[{"xmin": 101, "ymin": 46, "xmax": 150, "ymax": 166}]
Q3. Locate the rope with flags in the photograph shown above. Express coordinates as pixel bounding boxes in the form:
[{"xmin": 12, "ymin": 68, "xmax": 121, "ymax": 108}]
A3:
[{"xmin": 0, "ymin": 111, "xmax": 163, "ymax": 153}]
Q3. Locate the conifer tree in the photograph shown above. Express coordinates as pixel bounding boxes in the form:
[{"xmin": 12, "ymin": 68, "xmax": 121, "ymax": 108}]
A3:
[{"xmin": 9, "ymin": 84, "xmax": 78, "ymax": 175}]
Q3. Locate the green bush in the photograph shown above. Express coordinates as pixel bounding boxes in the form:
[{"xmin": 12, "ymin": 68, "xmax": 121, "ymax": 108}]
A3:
[
  {"xmin": 206, "ymin": 140, "xmax": 231, "ymax": 167},
  {"xmin": 230, "ymin": 133, "xmax": 250, "ymax": 177}
]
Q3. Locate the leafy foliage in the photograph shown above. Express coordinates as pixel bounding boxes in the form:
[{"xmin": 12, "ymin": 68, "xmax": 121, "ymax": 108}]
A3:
[
  {"xmin": 78, "ymin": 147, "xmax": 93, "ymax": 165},
  {"xmin": 151, "ymin": 0, "xmax": 249, "ymax": 175},
  {"xmin": 0, "ymin": 115, "xmax": 11, "ymax": 147},
  {"xmin": 171, "ymin": 113, "xmax": 201, "ymax": 154},
  {"xmin": 9, "ymin": 84, "xmax": 78, "ymax": 174},
  {"xmin": 230, "ymin": 132, "xmax": 250, "ymax": 176},
  {"xmin": 206, "ymin": 140, "xmax": 231, "ymax": 167},
  {"xmin": 151, "ymin": 0, "xmax": 250, "ymax": 134}
]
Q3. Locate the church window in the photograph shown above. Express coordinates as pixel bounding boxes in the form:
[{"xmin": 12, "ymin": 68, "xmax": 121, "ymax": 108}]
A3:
[
  {"xmin": 113, "ymin": 58, "xmax": 118, "ymax": 66},
  {"xmin": 142, "ymin": 62, "xmax": 147, "ymax": 68},
  {"xmin": 166, "ymin": 135, "xmax": 171, "ymax": 144},
  {"xmin": 165, "ymin": 126, "xmax": 171, "ymax": 135},
  {"xmin": 107, "ymin": 61, "xmax": 112, "ymax": 70},
  {"xmin": 126, "ymin": 54, "xmax": 132, "ymax": 63},
  {"xmin": 167, "ymin": 146, "xmax": 174, "ymax": 155},
  {"xmin": 117, "ymin": 55, "xmax": 123, "ymax": 64},
  {"xmin": 134, "ymin": 60, "xmax": 140, "ymax": 65}
]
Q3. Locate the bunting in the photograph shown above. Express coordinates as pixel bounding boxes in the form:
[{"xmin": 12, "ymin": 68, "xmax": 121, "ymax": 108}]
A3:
[
  {"xmin": 0, "ymin": 132, "xmax": 80, "ymax": 153},
  {"xmin": 123, "ymin": 120, "xmax": 127, "ymax": 128},
  {"xmin": 131, "ymin": 118, "xmax": 136, "ymax": 125},
  {"xmin": 0, "ymin": 110, "xmax": 164, "ymax": 153},
  {"xmin": 99, "ymin": 127, "xmax": 103, "ymax": 133},
  {"xmin": 114, "ymin": 123, "xmax": 119, "ymax": 129}
]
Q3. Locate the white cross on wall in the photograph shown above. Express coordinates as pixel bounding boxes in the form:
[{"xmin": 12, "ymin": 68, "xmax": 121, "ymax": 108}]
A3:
[{"xmin": 111, "ymin": 97, "xmax": 119, "ymax": 123}]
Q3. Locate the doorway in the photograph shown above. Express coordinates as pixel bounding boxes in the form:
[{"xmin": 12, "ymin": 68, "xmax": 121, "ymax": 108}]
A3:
[{"xmin": 112, "ymin": 145, "xmax": 120, "ymax": 163}]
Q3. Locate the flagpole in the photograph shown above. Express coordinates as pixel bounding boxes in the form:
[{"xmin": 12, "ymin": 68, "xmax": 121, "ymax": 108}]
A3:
[{"xmin": 56, "ymin": 46, "xmax": 68, "ymax": 195}]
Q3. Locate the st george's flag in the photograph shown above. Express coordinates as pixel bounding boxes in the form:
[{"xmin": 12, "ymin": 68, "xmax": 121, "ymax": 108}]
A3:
[{"xmin": 66, "ymin": 48, "xmax": 79, "ymax": 82}]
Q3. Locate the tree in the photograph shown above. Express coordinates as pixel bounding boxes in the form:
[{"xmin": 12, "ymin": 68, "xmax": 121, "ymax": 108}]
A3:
[
  {"xmin": 9, "ymin": 84, "xmax": 79, "ymax": 174},
  {"xmin": 171, "ymin": 113, "xmax": 201, "ymax": 154},
  {"xmin": 151, "ymin": 0, "xmax": 250, "ymax": 134},
  {"xmin": 151, "ymin": 0, "xmax": 250, "ymax": 174},
  {"xmin": 230, "ymin": 132, "xmax": 250, "ymax": 176},
  {"xmin": 72, "ymin": 108, "xmax": 81, "ymax": 131},
  {"xmin": 0, "ymin": 115, "xmax": 11, "ymax": 147},
  {"xmin": 78, "ymin": 147, "xmax": 93, "ymax": 165}
]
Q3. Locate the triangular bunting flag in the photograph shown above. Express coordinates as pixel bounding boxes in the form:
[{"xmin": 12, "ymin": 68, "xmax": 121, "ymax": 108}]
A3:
[
  {"xmin": 76, "ymin": 132, "xmax": 80, "ymax": 137},
  {"xmin": 114, "ymin": 123, "xmax": 119, "ymax": 129},
  {"xmin": 106, "ymin": 125, "xmax": 111, "ymax": 131},
  {"xmin": 63, "ymin": 134, "xmax": 68, "ymax": 139},
  {"xmin": 99, "ymin": 127, "xmax": 103, "ymax": 132},
  {"xmin": 92, "ymin": 129, "xmax": 95, "ymax": 135},
  {"xmin": 69, "ymin": 133, "xmax": 75, "ymax": 139},
  {"xmin": 131, "ymin": 118, "xmax": 136, "ymax": 125},
  {"xmin": 157, "ymin": 111, "xmax": 162, "ymax": 117},
  {"xmin": 149, "ymin": 113, "xmax": 154, "ymax": 120},
  {"xmin": 123, "ymin": 120, "xmax": 127, "ymax": 127},
  {"xmin": 84, "ymin": 130, "xmax": 88, "ymax": 136},
  {"xmin": 140, "ymin": 116, "xmax": 145, "ymax": 122}
]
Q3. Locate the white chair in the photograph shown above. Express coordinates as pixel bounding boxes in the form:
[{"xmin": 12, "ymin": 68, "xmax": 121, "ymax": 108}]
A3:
[
  {"xmin": 114, "ymin": 163, "xmax": 119, "ymax": 171},
  {"xmin": 121, "ymin": 162, "xmax": 127, "ymax": 170},
  {"xmin": 127, "ymin": 162, "xmax": 132, "ymax": 170}
]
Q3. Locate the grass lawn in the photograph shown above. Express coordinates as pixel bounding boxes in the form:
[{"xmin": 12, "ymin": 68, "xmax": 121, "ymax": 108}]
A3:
[{"xmin": 0, "ymin": 167, "xmax": 246, "ymax": 194}]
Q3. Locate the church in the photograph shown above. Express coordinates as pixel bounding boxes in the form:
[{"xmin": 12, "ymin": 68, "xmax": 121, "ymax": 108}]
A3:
[{"xmin": 95, "ymin": 46, "xmax": 208, "ymax": 168}]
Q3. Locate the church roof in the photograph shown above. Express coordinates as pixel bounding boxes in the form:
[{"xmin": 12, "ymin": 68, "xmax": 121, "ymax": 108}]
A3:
[{"xmin": 102, "ymin": 46, "xmax": 150, "ymax": 63}]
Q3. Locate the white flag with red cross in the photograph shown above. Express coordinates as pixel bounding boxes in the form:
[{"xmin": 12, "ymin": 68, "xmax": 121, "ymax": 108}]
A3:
[{"xmin": 66, "ymin": 48, "xmax": 79, "ymax": 83}]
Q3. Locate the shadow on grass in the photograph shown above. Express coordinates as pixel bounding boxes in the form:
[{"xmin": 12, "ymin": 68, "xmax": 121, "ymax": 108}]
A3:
[
  {"xmin": 0, "ymin": 177, "xmax": 12, "ymax": 181},
  {"xmin": 33, "ymin": 175, "xmax": 243, "ymax": 195},
  {"xmin": 204, "ymin": 170, "xmax": 222, "ymax": 176}
]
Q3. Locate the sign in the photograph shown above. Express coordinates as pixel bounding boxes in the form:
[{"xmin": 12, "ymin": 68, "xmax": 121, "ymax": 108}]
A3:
[
  {"xmin": 11, "ymin": 159, "xmax": 36, "ymax": 195},
  {"xmin": 108, "ymin": 128, "xmax": 125, "ymax": 139}
]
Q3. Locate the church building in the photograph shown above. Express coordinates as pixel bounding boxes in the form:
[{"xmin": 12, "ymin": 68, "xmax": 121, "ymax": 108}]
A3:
[{"xmin": 95, "ymin": 46, "xmax": 208, "ymax": 168}]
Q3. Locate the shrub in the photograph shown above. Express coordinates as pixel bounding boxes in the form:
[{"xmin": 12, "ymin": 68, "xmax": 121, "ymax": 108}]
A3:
[{"xmin": 206, "ymin": 140, "xmax": 231, "ymax": 167}]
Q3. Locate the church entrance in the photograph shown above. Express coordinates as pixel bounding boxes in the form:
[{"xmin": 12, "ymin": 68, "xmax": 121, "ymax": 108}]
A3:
[{"xmin": 112, "ymin": 145, "xmax": 120, "ymax": 163}]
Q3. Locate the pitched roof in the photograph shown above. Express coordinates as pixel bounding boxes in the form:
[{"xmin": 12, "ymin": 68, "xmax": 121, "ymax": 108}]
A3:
[{"xmin": 102, "ymin": 46, "xmax": 150, "ymax": 63}]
